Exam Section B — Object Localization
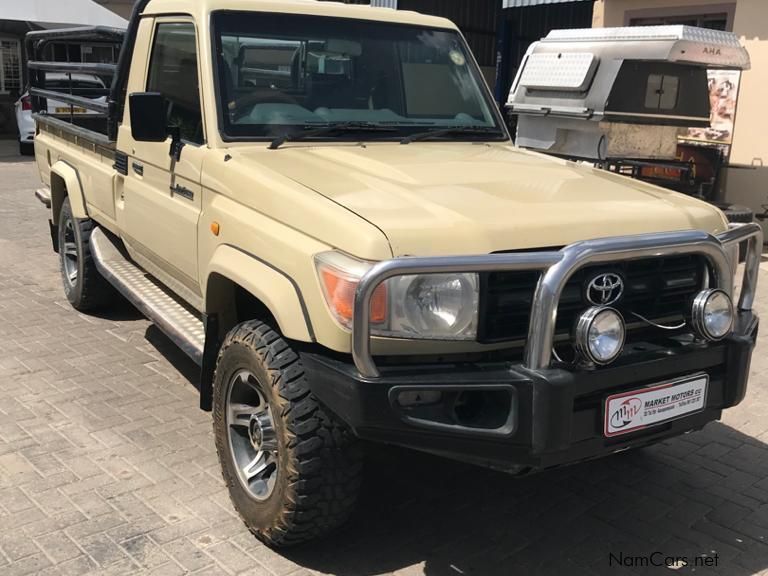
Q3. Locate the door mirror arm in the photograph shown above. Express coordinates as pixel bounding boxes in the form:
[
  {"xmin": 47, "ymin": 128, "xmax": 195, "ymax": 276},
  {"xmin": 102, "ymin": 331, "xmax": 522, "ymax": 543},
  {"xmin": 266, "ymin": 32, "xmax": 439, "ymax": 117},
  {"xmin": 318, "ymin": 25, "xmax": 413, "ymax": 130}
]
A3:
[{"xmin": 168, "ymin": 125, "xmax": 184, "ymax": 162}]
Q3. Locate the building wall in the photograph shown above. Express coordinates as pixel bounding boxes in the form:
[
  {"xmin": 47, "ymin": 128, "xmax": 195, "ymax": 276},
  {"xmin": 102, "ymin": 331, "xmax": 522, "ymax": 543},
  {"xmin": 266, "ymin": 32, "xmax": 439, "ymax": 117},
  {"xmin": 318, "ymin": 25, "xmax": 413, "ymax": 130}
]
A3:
[
  {"xmin": 593, "ymin": 0, "xmax": 737, "ymax": 27},
  {"xmin": 0, "ymin": 21, "xmax": 31, "ymax": 138},
  {"xmin": 593, "ymin": 0, "xmax": 768, "ymax": 221}
]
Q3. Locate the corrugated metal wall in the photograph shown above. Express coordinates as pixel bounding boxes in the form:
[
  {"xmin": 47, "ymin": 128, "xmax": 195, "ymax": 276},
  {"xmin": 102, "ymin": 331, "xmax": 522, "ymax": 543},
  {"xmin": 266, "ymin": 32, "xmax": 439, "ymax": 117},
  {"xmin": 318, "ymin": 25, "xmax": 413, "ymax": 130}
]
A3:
[
  {"xmin": 505, "ymin": 1, "xmax": 594, "ymax": 76},
  {"xmin": 399, "ymin": 0, "xmax": 500, "ymax": 67},
  {"xmin": 327, "ymin": 0, "xmax": 498, "ymax": 67},
  {"xmin": 319, "ymin": 0, "xmax": 595, "ymax": 100}
]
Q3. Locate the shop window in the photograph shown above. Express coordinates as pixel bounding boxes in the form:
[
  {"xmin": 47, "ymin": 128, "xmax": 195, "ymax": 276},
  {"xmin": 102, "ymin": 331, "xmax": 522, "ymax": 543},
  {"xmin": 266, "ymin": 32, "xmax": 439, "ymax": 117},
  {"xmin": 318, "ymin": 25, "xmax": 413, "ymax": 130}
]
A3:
[
  {"xmin": 0, "ymin": 38, "xmax": 21, "ymax": 95},
  {"xmin": 630, "ymin": 13, "xmax": 729, "ymax": 32}
]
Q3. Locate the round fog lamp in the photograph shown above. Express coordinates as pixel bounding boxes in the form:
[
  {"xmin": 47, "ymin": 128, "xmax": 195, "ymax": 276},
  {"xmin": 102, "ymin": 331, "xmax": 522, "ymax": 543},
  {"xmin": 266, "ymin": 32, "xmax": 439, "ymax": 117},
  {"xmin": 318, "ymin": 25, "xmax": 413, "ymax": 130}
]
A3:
[
  {"xmin": 692, "ymin": 289, "xmax": 734, "ymax": 341},
  {"xmin": 574, "ymin": 307, "xmax": 626, "ymax": 366}
]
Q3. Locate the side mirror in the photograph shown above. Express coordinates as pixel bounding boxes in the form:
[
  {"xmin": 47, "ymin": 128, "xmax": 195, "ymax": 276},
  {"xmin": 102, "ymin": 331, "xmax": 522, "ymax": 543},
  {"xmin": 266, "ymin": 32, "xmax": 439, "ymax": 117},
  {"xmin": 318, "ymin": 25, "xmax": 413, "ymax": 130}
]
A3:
[{"xmin": 130, "ymin": 92, "xmax": 168, "ymax": 142}]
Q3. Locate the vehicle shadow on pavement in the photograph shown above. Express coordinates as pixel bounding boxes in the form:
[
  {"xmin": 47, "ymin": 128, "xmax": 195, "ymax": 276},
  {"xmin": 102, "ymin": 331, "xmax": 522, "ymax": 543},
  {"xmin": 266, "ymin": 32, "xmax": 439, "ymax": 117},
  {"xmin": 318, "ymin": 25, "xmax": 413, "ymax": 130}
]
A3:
[
  {"xmin": 0, "ymin": 145, "xmax": 34, "ymax": 163},
  {"xmin": 88, "ymin": 295, "xmax": 146, "ymax": 322},
  {"xmin": 143, "ymin": 324, "xmax": 202, "ymax": 389},
  {"xmin": 0, "ymin": 155, "xmax": 34, "ymax": 164},
  {"xmin": 285, "ymin": 423, "xmax": 768, "ymax": 576}
]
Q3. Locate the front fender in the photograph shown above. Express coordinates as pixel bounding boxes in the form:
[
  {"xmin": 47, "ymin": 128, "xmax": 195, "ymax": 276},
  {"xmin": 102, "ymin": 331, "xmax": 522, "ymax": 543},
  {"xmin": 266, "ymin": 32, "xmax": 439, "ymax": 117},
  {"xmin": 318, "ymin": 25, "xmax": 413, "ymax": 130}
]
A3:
[
  {"xmin": 50, "ymin": 161, "xmax": 88, "ymax": 225},
  {"xmin": 205, "ymin": 245, "xmax": 313, "ymax": 342}
]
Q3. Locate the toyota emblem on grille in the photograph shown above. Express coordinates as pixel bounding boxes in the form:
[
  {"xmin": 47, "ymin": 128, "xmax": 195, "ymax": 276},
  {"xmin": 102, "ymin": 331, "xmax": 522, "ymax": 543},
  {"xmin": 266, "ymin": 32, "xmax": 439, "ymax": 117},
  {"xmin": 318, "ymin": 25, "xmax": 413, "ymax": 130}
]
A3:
[{"xmin": 586, "ymin": 273, "xmax": 624, "ymax": 306}]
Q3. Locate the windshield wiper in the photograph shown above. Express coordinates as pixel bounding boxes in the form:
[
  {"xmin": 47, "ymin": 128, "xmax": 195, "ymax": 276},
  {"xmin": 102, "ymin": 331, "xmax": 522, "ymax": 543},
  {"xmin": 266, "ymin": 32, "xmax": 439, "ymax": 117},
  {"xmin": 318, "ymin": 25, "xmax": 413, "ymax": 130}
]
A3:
[
  {"xmin": 400, "ymin": 126, "xmax": 504, "ymax": 145},
  {"xmin": 269, "ymin": 122, "xmax": 397, "ymax": 150}
]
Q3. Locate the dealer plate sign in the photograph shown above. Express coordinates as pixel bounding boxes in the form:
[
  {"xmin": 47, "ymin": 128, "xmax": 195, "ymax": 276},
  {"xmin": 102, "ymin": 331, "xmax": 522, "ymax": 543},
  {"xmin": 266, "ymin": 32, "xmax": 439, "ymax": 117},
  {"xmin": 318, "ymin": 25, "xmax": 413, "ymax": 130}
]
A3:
[{"xmin": 604, "ymin": 375, "xmax": 708, "ymax": 437}]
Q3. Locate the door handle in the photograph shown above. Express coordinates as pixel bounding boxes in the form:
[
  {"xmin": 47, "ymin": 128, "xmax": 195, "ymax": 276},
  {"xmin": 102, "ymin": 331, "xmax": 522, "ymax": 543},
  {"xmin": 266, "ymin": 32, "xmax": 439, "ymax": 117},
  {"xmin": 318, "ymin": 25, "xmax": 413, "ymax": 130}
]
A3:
[
  {"xmin": 132, "ymin": 162, "xmax": 144, "ymax": 176},
  {"xmin": 171, "ymin": 183, "xmax": 194, "ymax": 201}
]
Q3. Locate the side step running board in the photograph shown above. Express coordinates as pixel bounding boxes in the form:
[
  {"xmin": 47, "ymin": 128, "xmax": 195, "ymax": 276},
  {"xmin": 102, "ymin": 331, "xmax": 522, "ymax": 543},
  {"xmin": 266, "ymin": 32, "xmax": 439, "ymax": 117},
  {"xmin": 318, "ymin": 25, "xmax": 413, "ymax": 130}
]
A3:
[
  {"xmin": 36, "ymin": 187, "xmax": 52, "ymax": 208},
  {"xmin": 90, "ymin": 228, "xmax": 205, "ymax": 365}
]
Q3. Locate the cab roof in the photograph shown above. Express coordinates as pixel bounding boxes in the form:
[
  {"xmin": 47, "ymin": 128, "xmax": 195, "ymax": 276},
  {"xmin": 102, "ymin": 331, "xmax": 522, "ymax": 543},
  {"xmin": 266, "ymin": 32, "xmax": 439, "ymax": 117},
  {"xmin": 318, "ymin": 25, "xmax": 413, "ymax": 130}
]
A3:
[{"xmin": 143, "ymin": 0, "xmax": 456, "ymax": 30}]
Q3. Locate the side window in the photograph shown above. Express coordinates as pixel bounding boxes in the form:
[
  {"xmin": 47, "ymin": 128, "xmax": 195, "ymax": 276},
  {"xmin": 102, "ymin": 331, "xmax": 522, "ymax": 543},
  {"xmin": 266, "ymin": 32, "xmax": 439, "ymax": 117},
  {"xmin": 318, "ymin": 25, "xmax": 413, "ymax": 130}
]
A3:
[
  {"xmin": 644, "ymin": 74, "xmax": 680, "ymax": 111},
  {"xmin": 146, "ymin": 22, "xmax": 204, "ymax": 144}
]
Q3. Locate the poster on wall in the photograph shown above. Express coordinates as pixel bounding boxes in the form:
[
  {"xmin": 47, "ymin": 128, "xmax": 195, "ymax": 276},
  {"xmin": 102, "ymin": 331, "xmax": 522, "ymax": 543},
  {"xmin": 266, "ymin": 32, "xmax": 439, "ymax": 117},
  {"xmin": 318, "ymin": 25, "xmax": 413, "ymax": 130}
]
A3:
[{"xmin": 680, "ymin": 69, "xmax": 741, "ymax": 147}]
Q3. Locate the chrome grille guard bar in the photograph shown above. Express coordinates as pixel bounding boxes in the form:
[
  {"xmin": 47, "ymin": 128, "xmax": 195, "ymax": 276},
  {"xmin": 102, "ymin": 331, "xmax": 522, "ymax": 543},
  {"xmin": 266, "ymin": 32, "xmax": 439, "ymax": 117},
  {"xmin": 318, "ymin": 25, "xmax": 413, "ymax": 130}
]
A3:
[{"xmin": 352, "ymin": 224, "xmax": 763, "ymax": 379}]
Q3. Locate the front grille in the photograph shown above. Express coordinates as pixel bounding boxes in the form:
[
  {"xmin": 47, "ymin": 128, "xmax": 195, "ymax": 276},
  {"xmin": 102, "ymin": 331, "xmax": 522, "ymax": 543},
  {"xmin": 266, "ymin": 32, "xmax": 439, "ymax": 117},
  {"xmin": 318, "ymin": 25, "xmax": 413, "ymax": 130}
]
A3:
[{"xmin": 477, "ymin": 254, "xmax": 706, "ymax": 343}]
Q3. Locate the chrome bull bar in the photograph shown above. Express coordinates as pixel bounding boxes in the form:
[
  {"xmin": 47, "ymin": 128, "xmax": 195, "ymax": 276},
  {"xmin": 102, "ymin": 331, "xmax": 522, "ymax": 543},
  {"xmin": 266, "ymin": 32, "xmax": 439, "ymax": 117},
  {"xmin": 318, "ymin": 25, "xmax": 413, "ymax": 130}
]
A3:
[{"xmin": 352, "ymin": 223, "xmax": 763, "ymax": 379}]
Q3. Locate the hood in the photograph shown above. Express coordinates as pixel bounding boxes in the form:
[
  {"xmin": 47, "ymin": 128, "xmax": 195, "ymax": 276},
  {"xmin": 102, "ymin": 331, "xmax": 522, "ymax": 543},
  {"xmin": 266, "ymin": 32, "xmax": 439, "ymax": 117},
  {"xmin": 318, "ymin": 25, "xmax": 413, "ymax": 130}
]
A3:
[{"xmin": 238, "ymin": 142, "xmax": 728, "ymax": 257}]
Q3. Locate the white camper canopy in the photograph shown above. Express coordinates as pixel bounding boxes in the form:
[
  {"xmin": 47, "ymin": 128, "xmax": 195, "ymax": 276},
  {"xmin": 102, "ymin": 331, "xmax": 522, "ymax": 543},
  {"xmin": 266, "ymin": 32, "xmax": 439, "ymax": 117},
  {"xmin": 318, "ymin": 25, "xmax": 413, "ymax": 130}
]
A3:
[
  {"xmin": 508, "ymin": 26, "xmax": 750, "ymax": 160},
  {"xmin": 508, "ymin": 25, "xmax": 750, "ymax": 121}
]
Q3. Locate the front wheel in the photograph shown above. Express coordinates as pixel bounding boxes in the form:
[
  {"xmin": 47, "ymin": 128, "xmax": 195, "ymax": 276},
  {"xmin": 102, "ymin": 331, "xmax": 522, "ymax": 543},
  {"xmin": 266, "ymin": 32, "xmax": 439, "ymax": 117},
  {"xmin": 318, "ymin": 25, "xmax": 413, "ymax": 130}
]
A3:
[{"xmin": 212, "ymin": 320, "xmax": 363, "ymax": 547}]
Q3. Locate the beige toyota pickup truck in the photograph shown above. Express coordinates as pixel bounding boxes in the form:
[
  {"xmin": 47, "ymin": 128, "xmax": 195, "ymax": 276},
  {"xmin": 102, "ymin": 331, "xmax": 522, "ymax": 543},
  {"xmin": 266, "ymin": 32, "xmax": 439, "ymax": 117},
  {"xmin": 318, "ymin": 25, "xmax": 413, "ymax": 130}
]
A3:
[{"xmin": 27, "ymin": 0, "xmax": 762, "ymax": 547}]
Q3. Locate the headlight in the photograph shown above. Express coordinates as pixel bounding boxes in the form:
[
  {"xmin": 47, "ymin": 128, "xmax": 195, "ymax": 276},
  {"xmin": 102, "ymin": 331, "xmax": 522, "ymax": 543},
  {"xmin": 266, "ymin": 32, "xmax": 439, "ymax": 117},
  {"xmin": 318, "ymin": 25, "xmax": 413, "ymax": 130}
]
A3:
[
  {"xmin": 574, "ymin": 307, "xmax": 625, "ymax": 365},
  {"xmin": 315, "ymin": 252, "xmax": 479, "ymax": 340},
  {"xmin": 388, "ymin": 274, "xmax": 478, "ymax": 339},
  {"xmin": 691, "ymin": 289, "xmax": 733, "ymax": 341}
]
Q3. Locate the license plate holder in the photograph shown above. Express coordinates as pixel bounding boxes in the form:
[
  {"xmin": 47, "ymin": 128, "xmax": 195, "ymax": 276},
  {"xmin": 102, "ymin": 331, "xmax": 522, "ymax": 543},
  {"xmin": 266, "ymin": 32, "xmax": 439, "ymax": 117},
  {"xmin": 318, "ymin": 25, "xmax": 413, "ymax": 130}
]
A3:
[{"xmin": 604, "ymin": 374, "xmax": 709, "ymax": 438}]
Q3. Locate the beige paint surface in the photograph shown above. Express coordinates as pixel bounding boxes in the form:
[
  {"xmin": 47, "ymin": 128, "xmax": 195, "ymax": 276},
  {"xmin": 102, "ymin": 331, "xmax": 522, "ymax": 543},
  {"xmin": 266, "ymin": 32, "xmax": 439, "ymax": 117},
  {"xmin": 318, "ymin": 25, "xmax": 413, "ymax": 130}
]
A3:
[
  {"xmin": 34, "ymin": 0, "xmax": 735, "ymax": 356},
  {"xmin": 729, "ymin": 0, "xmax": 768, "ymax": 168},
  {"xmin": 594, "ymin": 0, "xmax": 737, "ymax": 28}
]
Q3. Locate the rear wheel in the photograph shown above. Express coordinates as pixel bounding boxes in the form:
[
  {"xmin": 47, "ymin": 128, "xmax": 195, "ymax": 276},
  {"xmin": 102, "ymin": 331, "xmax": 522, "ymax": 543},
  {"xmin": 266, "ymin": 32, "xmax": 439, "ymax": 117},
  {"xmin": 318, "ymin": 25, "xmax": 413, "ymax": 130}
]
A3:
[
  {"xmin": 212, "ymin": 320, "xmax": 363, "ymax": 547},
  {"xmin": 57, "ymin": 198, "xmax": 115, "ymax": 311}
]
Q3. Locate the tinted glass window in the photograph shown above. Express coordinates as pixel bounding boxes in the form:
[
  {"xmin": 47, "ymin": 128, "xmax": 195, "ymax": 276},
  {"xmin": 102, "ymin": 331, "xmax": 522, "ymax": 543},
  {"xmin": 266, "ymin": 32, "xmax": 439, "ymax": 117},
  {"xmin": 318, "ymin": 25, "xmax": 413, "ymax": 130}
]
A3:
[
  {"xmin": 644, "ymin": 74, "xmax": 680, "ymax": 110},
  {"xmin": 630, "ymin": 13, "xmax": 729, "ymax": 31},
  {"xmin": 213, "ymin": 12, "xmax": 502, "ymax": 141},
  {"xmin": 146, "ymin": 22, "xmax": 204, "ymax": 144},
  {"xmin": 607, "ymin": 61, "xmax": 710, "ymax": 125},
  {"xmin": 45, "ymin": 76, "xmax": 106, "ymax": 99}
]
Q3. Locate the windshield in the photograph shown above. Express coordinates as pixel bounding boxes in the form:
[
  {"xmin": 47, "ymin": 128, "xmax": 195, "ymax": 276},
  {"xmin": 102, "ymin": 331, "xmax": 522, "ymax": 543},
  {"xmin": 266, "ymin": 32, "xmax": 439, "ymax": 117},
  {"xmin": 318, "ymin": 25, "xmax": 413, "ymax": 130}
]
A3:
[{"xmin": 212, "ymin": 12, "xmax": 506, "ymax": 142}]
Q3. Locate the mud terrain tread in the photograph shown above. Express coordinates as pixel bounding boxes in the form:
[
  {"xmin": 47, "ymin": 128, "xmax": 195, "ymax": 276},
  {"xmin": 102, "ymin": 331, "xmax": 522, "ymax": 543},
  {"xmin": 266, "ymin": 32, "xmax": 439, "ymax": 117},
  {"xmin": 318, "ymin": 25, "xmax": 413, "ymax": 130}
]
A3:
[{"xmin": 213, "ymin": 320, "xmax": 362, "ymax": 547}]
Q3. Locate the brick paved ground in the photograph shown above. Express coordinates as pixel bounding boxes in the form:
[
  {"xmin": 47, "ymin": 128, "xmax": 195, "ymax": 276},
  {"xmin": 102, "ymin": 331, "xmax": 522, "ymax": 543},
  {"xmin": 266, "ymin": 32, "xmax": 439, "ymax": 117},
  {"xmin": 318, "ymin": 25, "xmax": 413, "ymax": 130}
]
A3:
[{"xmin": 1, "ymin": 139, "xmax": 768, "ymax": 576}]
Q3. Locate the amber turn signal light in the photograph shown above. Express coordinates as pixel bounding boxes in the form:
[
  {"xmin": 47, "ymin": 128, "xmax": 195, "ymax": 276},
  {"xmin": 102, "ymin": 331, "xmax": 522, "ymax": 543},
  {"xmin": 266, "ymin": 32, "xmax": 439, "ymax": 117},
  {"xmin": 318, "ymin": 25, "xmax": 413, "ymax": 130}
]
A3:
[{"xmin": 320, "ymin": 269, "xmax": 387, "ymax": 326}]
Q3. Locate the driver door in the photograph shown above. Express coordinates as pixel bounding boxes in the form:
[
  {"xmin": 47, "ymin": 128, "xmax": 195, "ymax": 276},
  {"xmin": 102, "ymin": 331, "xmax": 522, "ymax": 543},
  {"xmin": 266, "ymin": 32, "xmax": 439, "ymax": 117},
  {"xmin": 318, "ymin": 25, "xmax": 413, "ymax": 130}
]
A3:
[{"xmin": 119, "ymin": 18, "xmax": 205, "ymax": 301}]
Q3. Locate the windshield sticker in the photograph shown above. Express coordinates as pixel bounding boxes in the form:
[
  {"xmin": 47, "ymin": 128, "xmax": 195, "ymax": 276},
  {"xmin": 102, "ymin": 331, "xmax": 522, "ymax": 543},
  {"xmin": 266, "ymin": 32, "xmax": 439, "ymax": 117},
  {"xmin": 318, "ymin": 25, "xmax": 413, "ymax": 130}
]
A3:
[{"xmin": 449, "ymin": 50, "xmax": 466, "ymax": 67}]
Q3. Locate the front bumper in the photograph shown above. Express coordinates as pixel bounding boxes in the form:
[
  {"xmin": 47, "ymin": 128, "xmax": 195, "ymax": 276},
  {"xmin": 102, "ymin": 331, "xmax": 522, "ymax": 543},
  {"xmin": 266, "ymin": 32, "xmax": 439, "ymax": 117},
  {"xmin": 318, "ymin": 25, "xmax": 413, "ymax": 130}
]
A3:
[
  {"xmin": 308, "ymin": 224, "xmax": 762, "ymax": 472},
  {"xmin": 304, "ymin": 311, "xmax": 758, "ymax": 472}
]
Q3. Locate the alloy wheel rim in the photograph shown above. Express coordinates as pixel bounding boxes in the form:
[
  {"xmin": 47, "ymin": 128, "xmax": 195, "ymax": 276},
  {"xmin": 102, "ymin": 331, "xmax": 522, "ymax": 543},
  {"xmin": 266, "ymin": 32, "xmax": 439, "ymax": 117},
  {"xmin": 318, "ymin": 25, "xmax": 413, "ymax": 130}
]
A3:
[
  {"xmin": 226, "ymin": 369, "xmax": 279, "ymax": 501},
  {"xmin": 62, "ymin": 218, "xmax": 78, "ymax": 287}
]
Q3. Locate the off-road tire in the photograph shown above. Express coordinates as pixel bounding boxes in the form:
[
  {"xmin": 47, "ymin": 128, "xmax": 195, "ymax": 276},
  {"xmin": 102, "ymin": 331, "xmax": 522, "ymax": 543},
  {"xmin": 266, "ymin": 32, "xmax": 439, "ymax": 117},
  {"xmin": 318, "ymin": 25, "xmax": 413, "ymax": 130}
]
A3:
[
  {"xmin": 713, "ymin": 202, "xmax": 754, "ymax": 224},
  {"xmin": 212, "ymin": 320, "xmax": 363, "ymax": 547},
  {"xmin": 19, "ymin": 141, "xmax": 34, "ymax": 156},
  {"xmin": 58, "ymin": 198, "xmax": 114, "ymax": 311},
  {"xmin": 712, "ymin": 202, "xmax": 754, "ymax": 262}
]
